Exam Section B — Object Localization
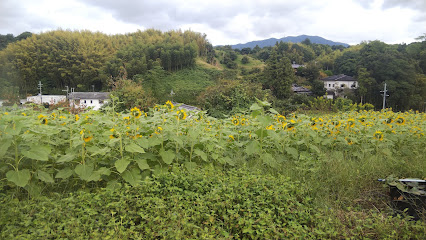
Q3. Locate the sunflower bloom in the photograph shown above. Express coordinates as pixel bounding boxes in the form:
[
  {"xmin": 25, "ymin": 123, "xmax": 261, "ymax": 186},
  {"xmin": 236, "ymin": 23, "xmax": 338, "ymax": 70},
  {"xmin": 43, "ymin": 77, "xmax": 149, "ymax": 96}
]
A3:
[
  {"xmin": 38, "ymin": 114, "xmax": 48, "ymax": 125},
  {"xmin": 165, "ymin": 100, "xmax": 174, "ymax": 110},
  {"xmin": 232, "ymin": 117, "xmax": 239, "ymax": 126},
  {"xmin": 347, "ymin": 119, "xmax": 355, "ymax": 128},
  {"xmin": 276, "ymin": 115, "xmax": 286, "ymax": 123},
  {"xmin": 176, "ymin": 109, "xmax": 187, "ymax": 120},
  {"xmin": 240, "ymin": 118, "xmax": 248, "ymax": 126},
  {"xmin": 131, "ymin": 107, "xmax": 142, "ymax": 118},
  {"xmin": 395, "ymin": 116, "xmax": 405, "ymax": 125},
  {"xmin": 345, "ymin": 137, "xmax": 354, "ymax": 145},
  {"xmin": 84, "ymin": 136, "xmax": 93, "ymax": 142},
  {"xmin": 373, "ymin": 131, "xmax": 384, "ymax": 141}
]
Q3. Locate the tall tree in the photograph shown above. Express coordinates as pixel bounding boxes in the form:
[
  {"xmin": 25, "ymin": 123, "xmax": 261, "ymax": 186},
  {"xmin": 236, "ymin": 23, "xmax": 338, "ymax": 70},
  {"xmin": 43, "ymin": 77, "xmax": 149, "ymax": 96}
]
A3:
[
  {"xmin": 262, "ymin": 48, "xmax": 295, "ymax": 99},
  {"xmin": 356, "ymin": 67, "xmax": 375, "ymax": 104}
]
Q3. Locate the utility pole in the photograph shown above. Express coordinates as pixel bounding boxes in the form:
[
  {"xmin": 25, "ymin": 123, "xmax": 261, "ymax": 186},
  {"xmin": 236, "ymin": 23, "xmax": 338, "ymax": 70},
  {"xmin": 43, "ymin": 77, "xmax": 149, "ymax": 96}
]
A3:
[
  {"xmin": 92, "ymin": 85, "xmax": 95, "ymax": 92},
  {"xmin": 380, "ymin": 82, "xmax": 389, "ymax": 110},
  {"xmin": 170, "ymin": 89, "xmax": 175, "ymax": 102},
  {"xmin": 62, "ymin": 86, "xmax": 69, "ymax": 97},
  {"xmin": 38, "ymin": 81, "xmax": 43, "ymax": 104}
]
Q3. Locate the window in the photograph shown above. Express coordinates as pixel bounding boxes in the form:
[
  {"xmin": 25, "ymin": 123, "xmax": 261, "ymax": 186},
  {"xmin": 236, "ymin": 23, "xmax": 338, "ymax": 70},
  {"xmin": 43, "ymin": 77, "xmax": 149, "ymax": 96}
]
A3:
[
  {"xmin": 332, "ymin": 84, "xmax": 335, "ymax": 87},
  {"xmin": 90, "ymin": 100, "xmax": 93, "ymax": 104},
  {"xmin": 328, "ymin": 84, "xmax": 331, "ymax": 87},
  {"xmin": 84, "ymin": 100, "xmax": 87, "ymax": 104},
  {"xmin": 99, "ymin": 100, "xmax": 104, "ymax": 104}
]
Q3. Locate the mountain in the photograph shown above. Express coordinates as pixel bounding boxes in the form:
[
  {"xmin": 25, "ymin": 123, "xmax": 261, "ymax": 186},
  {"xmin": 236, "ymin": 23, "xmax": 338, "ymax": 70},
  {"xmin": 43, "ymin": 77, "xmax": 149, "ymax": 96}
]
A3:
[{"xmin": 229, "ymin": 35, "xmax": 349, "ymax": 49}]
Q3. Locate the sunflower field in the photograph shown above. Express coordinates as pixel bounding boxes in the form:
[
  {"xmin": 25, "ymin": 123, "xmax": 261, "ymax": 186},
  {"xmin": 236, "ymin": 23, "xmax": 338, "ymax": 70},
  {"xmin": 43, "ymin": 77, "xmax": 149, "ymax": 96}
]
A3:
[
  {"xmin": 0, "ymin": 100, "xmax": 425, "ymax": 191},
  {"xmin": 1, "ymin": 100, "xmax": 426, "ymax": 238}
]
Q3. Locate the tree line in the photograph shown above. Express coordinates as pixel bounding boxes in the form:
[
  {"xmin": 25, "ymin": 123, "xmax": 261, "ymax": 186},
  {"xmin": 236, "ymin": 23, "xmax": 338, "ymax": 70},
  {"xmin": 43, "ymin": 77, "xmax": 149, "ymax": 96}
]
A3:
[{"xmin": 0, "ymin": 29, "xmax": 212, "ymax": 98}]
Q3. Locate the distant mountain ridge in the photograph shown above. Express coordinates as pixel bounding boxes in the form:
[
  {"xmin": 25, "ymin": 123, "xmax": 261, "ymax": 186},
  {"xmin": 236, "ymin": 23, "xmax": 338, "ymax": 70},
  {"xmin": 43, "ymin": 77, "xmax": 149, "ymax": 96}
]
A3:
[{"xmin": 229, "ymin": 35, "xmax": 349, "ymax": 49}]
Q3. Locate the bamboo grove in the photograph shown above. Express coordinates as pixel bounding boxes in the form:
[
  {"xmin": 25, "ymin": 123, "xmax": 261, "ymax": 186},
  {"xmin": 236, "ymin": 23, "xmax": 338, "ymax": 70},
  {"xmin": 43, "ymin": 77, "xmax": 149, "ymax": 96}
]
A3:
[{"xmin": 0, "ymin": 29, "xmax": 213, "ymax": 96}]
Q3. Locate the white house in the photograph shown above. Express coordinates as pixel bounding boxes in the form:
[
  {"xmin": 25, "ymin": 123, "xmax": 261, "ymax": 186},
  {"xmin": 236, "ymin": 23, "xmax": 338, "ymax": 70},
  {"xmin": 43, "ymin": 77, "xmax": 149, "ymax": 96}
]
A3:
[
  {"xmin": 69, "ymin": 92, "xmax": 110, "ymax": 110},
  {"xmin": 321, "ymin": 74, "xmax": 357, "ymax": 99},
  {"xmin": 27, "ymin": 95, "xmax": 66, "ymax": 105}
]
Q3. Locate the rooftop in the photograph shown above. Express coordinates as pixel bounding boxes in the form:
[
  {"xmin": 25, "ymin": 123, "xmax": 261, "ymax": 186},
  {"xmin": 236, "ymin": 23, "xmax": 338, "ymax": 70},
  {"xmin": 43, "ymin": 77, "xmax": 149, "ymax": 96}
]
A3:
[
  {"xmin": 171, "ymin": 101, "xmax": 200, "ymax": 112},
  {"xmin": 69, "ymin": 92, "xmax": 110, "ymax": 100},
  {"xmin": 292, "ymin": 84, "xmax": 312, "ymax": 94},
  {"xmin": 321, "ymin": 74, "xmax": 356, "ymax": 81}
]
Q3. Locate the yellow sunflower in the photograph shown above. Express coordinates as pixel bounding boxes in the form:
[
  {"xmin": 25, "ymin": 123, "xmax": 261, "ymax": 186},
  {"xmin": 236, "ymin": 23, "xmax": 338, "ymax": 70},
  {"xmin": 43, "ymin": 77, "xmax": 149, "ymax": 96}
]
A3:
[
  {"xmin": 276, "ymin": 115, "xmax": 286, "ymax": 123},
  {"xmin": 38, "ymin": 114, "xmax": 48, "ymax": 125},
  {"xmin": 240, "ymin": 118, "xmax": 248, "ymax": 126},
  {"xmin": 131, "ymin": 107, "xmax": 142, "ymax": 118},
  {"xmin": 347, "ymin": 119, "xmax": 355, "ymax": 128},
  {"xmin": 165, "ymin": 100, "xmax": 174, "ymax": 110},
  {"xmin": 286, "ymin": 119, "xmax": 296, "ymax": 131},
  {"xmin": 395, "ymin": 116, "xmax": 405, "ymax": 125},
  {"xmin": 231, "ymin": 117, "xmax": 239, "ymax": 126},
  {"xmin": 176, "ymin": 109, "xmax": 187, "ymax": 120},
  {"xmin": 373, "ymin": 131, "xmax": 384, "ymax": 141},
  {"xmin": 345, "ymin": 137, "xmax": 354, "ymax": 145}
]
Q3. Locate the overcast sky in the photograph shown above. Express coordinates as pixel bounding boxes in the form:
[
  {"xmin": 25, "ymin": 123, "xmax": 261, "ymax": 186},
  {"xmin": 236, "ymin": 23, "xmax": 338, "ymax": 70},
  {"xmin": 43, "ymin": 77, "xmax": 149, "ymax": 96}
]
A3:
[{"xmin": 1, "ymin": 0, "xmax": 425, "ymax": 46}]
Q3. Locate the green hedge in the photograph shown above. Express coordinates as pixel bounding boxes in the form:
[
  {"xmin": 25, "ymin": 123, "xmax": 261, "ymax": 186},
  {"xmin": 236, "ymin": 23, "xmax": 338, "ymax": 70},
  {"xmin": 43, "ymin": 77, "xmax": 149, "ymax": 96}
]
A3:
[{"xmin": 1, "ymin": 167, "xmax": 424, "ymax": 239}]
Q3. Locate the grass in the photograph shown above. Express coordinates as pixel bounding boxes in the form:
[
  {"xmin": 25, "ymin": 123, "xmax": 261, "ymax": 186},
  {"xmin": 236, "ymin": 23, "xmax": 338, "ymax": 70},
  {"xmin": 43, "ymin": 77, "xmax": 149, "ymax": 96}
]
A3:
[{"xmin": 140, "ymin": 64, "xmax": 221, "ymax": 106}]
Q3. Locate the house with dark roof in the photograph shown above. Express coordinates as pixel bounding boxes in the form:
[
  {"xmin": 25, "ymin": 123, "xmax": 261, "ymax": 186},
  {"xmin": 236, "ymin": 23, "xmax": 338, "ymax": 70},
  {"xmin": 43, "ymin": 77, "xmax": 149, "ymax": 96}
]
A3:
[
  {"xmin": 69, "ymin": 92, "xmax": 110, "ymax": 110},
  {"xmin": 321, "ymin": 74, "xmax": 357, "ymax": 99},
  {"xmin": 171, "ymin": 101, "xmax": 200, "ymax": 112},
  {"xmin": 291, "ymin": 84, "xmax": 312, "ymax": 95}
]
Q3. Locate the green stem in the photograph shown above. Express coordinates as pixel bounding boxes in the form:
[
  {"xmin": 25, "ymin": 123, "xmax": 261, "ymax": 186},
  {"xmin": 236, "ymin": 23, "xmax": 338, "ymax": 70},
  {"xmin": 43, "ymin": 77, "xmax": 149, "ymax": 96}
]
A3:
[
  {"xmin": 14, "ymin": 138, "xmax": 19, "ymax": 169},
  {"xmin": 175, "ymin": 119, "xmax": 180, "ymax": 154},
  {"xmin": 189, "ymin": 142, "xmax": 194, "ymax": 162},
  {"xmin": 119, "ymin": 133, "xmax": 123, "ymax": 159}
]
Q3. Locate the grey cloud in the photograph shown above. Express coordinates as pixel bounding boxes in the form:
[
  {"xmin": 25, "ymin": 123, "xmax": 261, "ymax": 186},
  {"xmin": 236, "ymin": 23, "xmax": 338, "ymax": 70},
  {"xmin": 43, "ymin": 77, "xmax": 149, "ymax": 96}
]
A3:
[
  {"xmin": 0, "ymin": 0, "xmax": 26, "ymax": 34},
  {"xmin": 382, "ymin": 0, "xmax": 426, "ymax": 22},
  {"xmin": 382, "ymin": 0, "xmax": 426, "ymax": 11},
  {"xmin": 80, "ymin": 0, "xmax": 311, "ymax": 40},
  {"xmin": 0, "ymin": 0, "xmax": 55, "ymax": 35}
]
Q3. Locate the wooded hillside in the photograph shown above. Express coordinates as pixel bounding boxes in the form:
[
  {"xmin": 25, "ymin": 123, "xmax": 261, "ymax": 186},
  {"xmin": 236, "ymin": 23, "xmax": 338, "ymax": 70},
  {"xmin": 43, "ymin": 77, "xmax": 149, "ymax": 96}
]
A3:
[
  {"xmin": 0, "ymin": 30, "xmax": 425, "ymax": 112},
  {"xmin": 0, "ymin": 29, "xmax": 212, "ymax": 96}
]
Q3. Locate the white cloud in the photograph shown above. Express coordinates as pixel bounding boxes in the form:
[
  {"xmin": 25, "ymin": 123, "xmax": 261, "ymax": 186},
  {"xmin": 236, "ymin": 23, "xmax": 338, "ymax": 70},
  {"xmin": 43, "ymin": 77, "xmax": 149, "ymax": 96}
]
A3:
[{"xmin": 0, "ymin": 0, "xmax": 424, "ymax": 45}]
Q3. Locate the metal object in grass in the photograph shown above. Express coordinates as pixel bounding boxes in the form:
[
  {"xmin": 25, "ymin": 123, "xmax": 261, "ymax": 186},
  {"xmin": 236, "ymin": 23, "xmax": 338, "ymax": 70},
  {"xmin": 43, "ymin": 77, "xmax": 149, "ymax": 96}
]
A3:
[{"xmin": 379, "ymin": 178, "xmax": 426, "ymax": 220}]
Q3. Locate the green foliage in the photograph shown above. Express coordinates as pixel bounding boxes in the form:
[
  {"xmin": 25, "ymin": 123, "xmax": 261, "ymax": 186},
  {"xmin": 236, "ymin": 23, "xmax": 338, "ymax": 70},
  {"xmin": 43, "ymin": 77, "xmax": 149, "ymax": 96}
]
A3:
[
  {"xmin": 106, "ymin": 37, "xmax": 198, "ymax": 79},
  {"xmin": 241, "ymin": 55, "xmax": 249, "ymax": 64},
  {"xmin": 0, "ymin": 106, "xmax": 425, "ymax": 238},
  {"xmin": 0, "ymin": 29, "xmax": 212, "ymax": 96},
  {"xmin": 0, "ymin": 32, "xmax": 32, "ymax": 50},
  {"xmin": 198, "ymin": 80, "xmax": 271, "ymax": 118},
  {"xmin": 109, "ymin": 74, "xmax": 156, "ymax": 112},
  {"xmin": 303, "ymin": 97, "xmax": 375, "ymax": 112},
  {"xmin": 136, "ymin": 65, "xmax": 220, "ymax": 106},
  {"xmin": 262, "ymin": 48, "xmax": 295, "ymax": 99},
  {"xmin": 1, "ymin": 167, "xmax": 425, "ymax": 239}
]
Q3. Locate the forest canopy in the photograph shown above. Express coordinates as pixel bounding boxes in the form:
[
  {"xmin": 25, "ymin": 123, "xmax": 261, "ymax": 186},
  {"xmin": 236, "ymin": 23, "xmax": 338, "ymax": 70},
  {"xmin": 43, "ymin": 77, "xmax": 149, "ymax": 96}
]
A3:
[{"xmin": 0, "ymin": 29, "xmax": 211, "ymax": 97}]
